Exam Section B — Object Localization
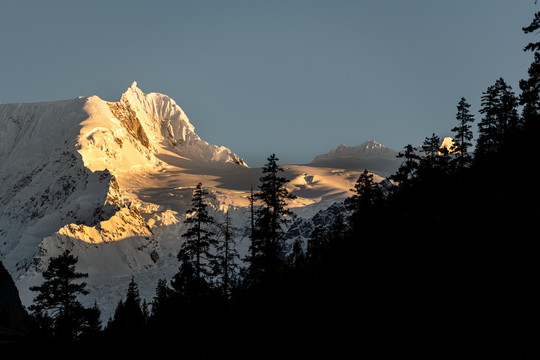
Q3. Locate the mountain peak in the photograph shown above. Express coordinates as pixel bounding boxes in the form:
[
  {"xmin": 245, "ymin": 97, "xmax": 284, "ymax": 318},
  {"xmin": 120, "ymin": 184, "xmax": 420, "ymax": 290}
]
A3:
[
  {"xmin": 124, "ymin": 81, "xmax": 144, "ymax": 98},
  {"xmin": 100, "ymin": 82, "xmax": 248, "ymax": 167},
  {"xmin": 312, "ymin": 141, "xmax": 396, "ymax": 163},
  {"xmin": 362, "ymin": 140, "xmax": 385, "ymax": 149},
  {"xmin": 309, "ymin": 141, "xmax": 400, "ymax": 175},
  {"xmin": 439, "ymin": 137, "xmax": 455, "ymax": 154}
]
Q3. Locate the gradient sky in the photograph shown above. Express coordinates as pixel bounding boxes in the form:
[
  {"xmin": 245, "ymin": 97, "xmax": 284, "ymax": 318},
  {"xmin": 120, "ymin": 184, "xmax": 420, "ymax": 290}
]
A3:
[{"xmin": 1, "ymin": 0, "xmax": 538, "ymax": 166}]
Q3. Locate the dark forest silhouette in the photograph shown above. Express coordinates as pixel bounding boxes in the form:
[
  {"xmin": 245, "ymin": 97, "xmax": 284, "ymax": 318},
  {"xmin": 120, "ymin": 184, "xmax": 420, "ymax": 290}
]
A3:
[{"xmin": 2, "ymin": 9, "xmax": 540, "ymax": 359}]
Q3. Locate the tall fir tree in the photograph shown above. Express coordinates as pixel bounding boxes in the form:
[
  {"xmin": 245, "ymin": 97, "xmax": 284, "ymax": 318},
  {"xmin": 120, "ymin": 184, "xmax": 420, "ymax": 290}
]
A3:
[
  {"xmin": 287, "ymin": 239, "xmax": 306, "ymax": 268},
  {"xmin": 390, "ymin": 144, "xmax": 420, "ymax": 186},
  {"xmin": 149, "ymin": 279, "xmax": 172, "ymax": 321},
  {"xmin": 215, "ymin": 211, "xmax": 240, "ymax": 297},
  {"xmin": 499, "ymin": 81, "xmax": 521, "ymax": 133},
  {"xmin": 253, "ymin": 154, "xmax": 296, "ymax": 277},
  {"xmin": 520, "ymin": 52, "xmax": 540, "ymax": 130},
  {"xmin": 174, "ymin": 182, "xmax": 217, "ymax": 296},
  {"xmin": 307, "ymin": 223, "xmax": 327, "ymax": 264},
  {"xmin": 78, "ymin": 301, "xmax": 102, "ymax": 341},
  {"xmin": 476, "ymin": 83, "xmax": 500, "ymax": 156},
  {"xmin": 246, "ymin": 185, "xmax": 257, "ymax": 266},
  {"xmin": 520, "ymin": 11, "xmax": 540, "ymax": 141},
  {"xmin": 29, "ymin": 250, "xmax": 92, "ymax": 342},
  {"xmin": 451, "ymin": 97, "xmax": 475, "ymax": 170},
  {"xmin": 106, "ymin": 277, "xmax": 146, "ymax": 341},
  {"xmin": 419, "ymin": 133, "xmax": 441, "ymax": 173},
  {"xmin": 349, "ymin": 170, "xmax": 381, "ymax": 209},
  {"xmin": 476, "ymin": 78, "xmax": 519, "ymax": 157},
  {"xmin": 348, "ymin": 169, "xmax": 382, "ymax": 234}
]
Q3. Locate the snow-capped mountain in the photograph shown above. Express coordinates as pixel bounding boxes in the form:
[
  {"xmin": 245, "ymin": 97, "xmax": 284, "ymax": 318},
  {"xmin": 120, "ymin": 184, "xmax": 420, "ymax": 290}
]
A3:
[
  {"xmin": 0, "ymin": 83, "xmax": 388, "ymax": 319},
  {"xmin": 310, "ymin": 141, "xmax": 401, "ymax": 176},
  {"xmin": 0, "ymin": 82, "xmax": 249, "ymax": 315}
]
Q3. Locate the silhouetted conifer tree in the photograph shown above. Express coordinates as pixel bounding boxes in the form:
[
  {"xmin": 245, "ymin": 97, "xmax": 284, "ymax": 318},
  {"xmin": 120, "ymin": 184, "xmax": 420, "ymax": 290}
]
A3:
[
  {"xmin": 328, "ymin": 214, "xmax": 346, "ymax": 245},
  {"xmin": 346, "ymin": 169, "xmax": 382, "ymax": 245},
  {"xmin": 78, "ymin": 301, "xmax": 102, "ymax": 341},
  {"xmin": 348, "ymin": 169, "xmax": 382, "ymax": 235},
  {"xmin": 149, "ymin": 279, "xmax": 172, "ymax": 320},
  {"xmin": 349, "ymin": 170, "xmax": 381, "ymax": 208},
  {"xmin": 171, "ymin": 251, "xmax": 198, "ymax": 301},
  {"xmin": 287, "ymin": 239, "xmax": 306, "ymax": 267},
  {"xmin": 106, "ymin": 277, "xmax": 146, "ymax": 341},
  {"xmin": 252, "ymin": 154, "xmax": 296, "ymax": 277},
  {"xmin": 29, "ymin": 250, "xmax": 92, "ymax": 342},
  {"xmin": 476, "ymin": 78, "xmax": 519, "ymax": 157},
  {"xmin": 477, "ymin": 84, "xmax": 500, "ymax": 156},
  {"xmin": 174, "ymin": 182, "xmax": 217, "ymax": 296},
  {"xmin": 420, "ymin": 133, "xmax": 441, "ymax": 171},
  {"xmin": 215, "ymin": 211, "xmax": 240, "ymax": 297},
  {"xmin": 390, "ymin": 144, "xmax": 420, "ymax": 186},
  {"xmin": 520, "ymin": 55, "xmax": 540, "ymax": 129},
  {"xmin": 520, "ymin": 12, "xmax": 540, "ymax": 139},
  {"xmin": 307, "ymin": 224, "xmax": 327, "ymax": 263},
  {"xmin": 451, "ymin": 97, "xmax": 475, "ymax": 170},
  {"xmin": 248, "ymin": 186, "xmax": 256, "ymax": 264}
]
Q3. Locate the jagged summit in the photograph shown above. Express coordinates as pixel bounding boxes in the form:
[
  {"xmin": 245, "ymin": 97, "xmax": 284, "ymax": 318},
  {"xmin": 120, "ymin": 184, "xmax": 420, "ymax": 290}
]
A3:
[
  {"xmin": 121, "ymin": 81, "xmax": 195, "ymax": 134},
  {"xmin": 99, "ymin": 81, "xmax": 246, "ymax": 167}
]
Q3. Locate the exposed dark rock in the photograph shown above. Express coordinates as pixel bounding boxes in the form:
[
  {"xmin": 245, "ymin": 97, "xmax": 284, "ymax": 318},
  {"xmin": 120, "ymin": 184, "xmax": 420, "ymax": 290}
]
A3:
[
  {"xmin": 108, "ymin": 97, "xmax": 150, "ymax": 149},
  {"xmin": 0, "ymin": 261, "xmax": 28, "ymax": 338}
]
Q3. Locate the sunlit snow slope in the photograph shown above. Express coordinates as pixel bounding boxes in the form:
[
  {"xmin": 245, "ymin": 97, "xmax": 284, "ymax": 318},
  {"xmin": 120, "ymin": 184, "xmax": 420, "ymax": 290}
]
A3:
[{"xmin": 0, "ymin": 83, "xmax": 386, "ymax": 318}]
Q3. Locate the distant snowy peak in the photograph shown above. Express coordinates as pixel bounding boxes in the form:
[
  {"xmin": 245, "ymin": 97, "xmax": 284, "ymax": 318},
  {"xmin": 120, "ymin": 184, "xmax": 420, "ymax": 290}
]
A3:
[
  {"xmin": 312, "ymin": 140, "xmax": 397, "ymax": 163},
  {"xmin": 312, "ymin": 141, "xmax": 398, "ymax": 163},
  {"xmin": 309, "ymin": 141, "xmax": 401, "ymax": 176}
]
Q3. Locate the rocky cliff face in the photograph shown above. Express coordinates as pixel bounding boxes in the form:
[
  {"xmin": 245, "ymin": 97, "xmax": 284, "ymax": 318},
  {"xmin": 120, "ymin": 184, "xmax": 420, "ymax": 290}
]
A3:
[{"xmin": 108, "ymin": 97, "xmax": 150, "ymax": 149}]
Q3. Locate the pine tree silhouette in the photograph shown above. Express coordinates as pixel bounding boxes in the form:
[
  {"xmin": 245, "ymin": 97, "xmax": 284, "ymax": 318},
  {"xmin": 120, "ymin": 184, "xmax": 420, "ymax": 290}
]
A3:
[
  {"xmin": 390, "ymin": 144, "xmax": 420, "ymax": 187},
  {"xmin": 451, "ymin": 97, "xmax": 475, "ymax": 170},
  {"xmin": 29, "ymin": 250, "xmax": 91, "ymax": 342},
  {"xmin": 476, "ymin": 78, "xmax": 519, "ymax": 157},
  {"xmin": 173, "ymin": 182, "xmax": 217, "ymax": 298},
  {"xmin": 105, "ymin": 277, "xmax": 146, "ymax": 342},
  {"xmin": 215, "ymin": 211, "xmax": 240, "ymax": 297},
  {"xmin": 252, "ymin": 154, "xmax": 296, "ymax": 278}
]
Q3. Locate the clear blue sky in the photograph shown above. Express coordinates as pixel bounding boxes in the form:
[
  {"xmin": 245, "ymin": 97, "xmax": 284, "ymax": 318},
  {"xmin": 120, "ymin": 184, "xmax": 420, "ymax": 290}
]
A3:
[{"xmin": 1, "ymin": 0, "xmax": 538, "ymax": 166}]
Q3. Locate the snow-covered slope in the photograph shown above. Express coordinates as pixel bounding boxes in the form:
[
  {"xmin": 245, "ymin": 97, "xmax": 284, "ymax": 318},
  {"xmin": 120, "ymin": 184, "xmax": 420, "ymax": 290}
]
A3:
[{"xmin": 0, "ymin": 83, "xmax": 388, "ymax": 319}]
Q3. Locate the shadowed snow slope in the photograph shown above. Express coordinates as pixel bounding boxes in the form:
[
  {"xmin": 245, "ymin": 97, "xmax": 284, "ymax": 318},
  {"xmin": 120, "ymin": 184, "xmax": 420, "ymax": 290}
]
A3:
[{"xmin": 0, "ymin": 83, "xmax": 386, "ymax": 319}]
